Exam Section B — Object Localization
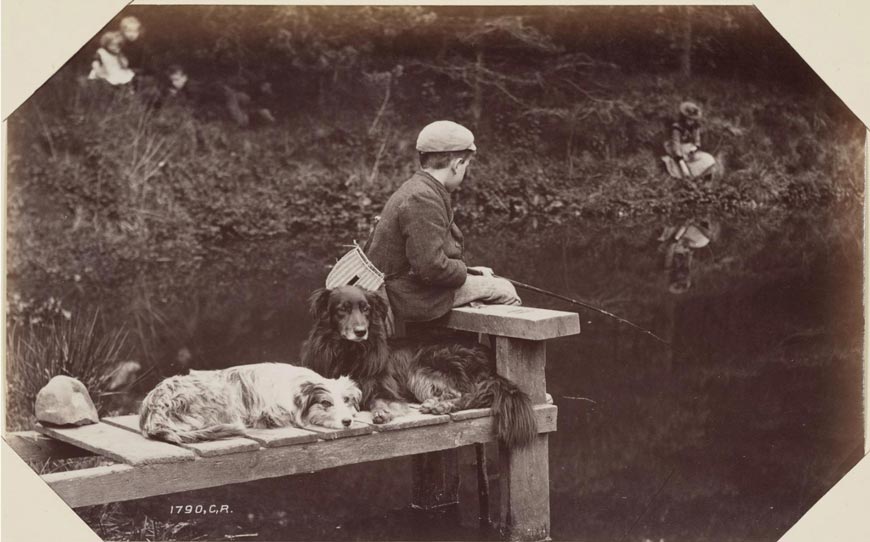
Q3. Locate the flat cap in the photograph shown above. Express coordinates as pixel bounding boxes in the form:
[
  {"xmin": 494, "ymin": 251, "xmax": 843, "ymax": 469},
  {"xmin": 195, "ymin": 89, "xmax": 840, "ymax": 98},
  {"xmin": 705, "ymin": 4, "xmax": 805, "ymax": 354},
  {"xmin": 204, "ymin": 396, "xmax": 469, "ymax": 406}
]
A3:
[{"xmin": 416, "ymin": 120, "xmax": 477, "ymax": 153}]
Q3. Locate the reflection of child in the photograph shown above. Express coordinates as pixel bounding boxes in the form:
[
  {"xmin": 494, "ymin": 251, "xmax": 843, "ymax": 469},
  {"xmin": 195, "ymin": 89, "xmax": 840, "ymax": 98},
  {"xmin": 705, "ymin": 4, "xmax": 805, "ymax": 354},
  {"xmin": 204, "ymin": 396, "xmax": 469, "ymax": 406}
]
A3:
[
  {"xmin": 658, "ymin": 218, "xmax": 716, "ymax": 295},
  {"xmin": 88, "ymin": 31, "xmax": 135, "ymax": 86}
]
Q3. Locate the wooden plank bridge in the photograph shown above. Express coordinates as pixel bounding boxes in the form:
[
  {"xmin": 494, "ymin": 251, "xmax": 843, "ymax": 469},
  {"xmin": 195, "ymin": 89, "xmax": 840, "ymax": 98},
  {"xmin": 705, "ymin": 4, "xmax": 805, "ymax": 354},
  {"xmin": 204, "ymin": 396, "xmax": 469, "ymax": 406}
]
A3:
[{"xmin": 4, "ymin": 304, "xmax": 580, "ymax": 541}]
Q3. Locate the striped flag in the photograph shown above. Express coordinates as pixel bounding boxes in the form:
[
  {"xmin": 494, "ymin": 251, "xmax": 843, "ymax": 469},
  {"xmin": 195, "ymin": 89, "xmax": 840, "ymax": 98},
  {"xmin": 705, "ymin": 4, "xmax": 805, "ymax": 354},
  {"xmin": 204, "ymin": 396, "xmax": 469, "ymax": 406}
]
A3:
[{"xmin": 325, "ymin": 245, "xmax": 385, "ymax": 292}]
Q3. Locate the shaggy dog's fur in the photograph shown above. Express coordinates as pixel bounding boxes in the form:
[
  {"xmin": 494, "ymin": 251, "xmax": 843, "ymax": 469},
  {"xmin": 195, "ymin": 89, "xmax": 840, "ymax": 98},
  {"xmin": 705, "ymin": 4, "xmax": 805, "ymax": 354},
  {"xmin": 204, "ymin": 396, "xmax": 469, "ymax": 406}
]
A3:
[
  {"xmin": 139, "ymin": 363, "xmax": 361, "ymax": 443},
  {"xmin": 300, "ymin": 286, "xmax": 537, "ymax": 447}
]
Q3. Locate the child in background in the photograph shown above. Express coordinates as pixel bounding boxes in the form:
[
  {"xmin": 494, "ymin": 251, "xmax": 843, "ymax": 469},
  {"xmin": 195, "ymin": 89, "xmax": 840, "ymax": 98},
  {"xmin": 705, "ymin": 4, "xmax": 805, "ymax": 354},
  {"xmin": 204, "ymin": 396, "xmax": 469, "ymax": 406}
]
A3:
[
  {"xmin": 119, "ymin": 16, "xmax": 151, "ymax": 76},
  {"xmin": 88, "ymin": 31, "xmax": 135, "ymax": 86},
  {"xmin": 164, "ymin": 64, "xmax": 275, "ymax": 127},
  {"xmin": 661, "ymin": 101, "xmax": 718, "ymax": 181},
  {"xmin": 165, "ymin": 65, "xmax": 192, "ymax": 98}
]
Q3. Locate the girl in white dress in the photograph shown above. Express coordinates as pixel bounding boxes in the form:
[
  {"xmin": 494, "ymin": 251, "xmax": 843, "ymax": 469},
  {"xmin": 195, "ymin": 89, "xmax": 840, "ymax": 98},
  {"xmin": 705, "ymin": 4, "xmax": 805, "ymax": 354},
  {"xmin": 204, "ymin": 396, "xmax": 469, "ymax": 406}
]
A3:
[{"xmin": 88, "ymin": 31, "xmax": 135, "ymax": 86}]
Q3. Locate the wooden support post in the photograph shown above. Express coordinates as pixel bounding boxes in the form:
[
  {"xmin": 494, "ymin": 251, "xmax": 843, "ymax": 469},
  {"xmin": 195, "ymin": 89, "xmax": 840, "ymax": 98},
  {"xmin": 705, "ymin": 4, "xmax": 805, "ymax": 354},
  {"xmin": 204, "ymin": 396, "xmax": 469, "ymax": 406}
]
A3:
[
  {"xmin": 495, "ymin": 336, "xmax": 550, "ymax": 542},
  {"xmin": 476, "ymin": 442, "xmax": 491, "ymax": 527}
]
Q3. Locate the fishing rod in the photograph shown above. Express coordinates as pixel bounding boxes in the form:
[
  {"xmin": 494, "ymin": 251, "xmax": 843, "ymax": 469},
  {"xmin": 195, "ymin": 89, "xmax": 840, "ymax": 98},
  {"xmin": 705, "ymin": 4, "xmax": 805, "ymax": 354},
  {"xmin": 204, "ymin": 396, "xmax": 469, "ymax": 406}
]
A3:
[
  {"xmin": 471, "ymin": 270, "xmax": 670, "ymax": 345},
  {"xmin": 508, "ymin": 277, "xmax": 669, "ymax": 345}
]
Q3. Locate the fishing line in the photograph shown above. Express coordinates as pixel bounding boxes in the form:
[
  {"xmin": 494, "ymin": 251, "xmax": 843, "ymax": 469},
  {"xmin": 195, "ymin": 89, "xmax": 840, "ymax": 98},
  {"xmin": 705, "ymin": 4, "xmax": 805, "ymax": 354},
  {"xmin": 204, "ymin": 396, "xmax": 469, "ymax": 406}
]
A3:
[{"xmin": 472, "ymin": 270, "xmax": 670, "ymax": 345}]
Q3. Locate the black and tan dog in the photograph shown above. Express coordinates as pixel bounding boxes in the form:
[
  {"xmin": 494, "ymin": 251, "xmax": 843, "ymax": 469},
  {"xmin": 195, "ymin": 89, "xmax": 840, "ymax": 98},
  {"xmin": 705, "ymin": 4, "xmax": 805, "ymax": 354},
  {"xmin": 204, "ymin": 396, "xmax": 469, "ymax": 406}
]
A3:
[{"xmin": 301, "ymin": 285, "xmax": 536, "ymax": 447}]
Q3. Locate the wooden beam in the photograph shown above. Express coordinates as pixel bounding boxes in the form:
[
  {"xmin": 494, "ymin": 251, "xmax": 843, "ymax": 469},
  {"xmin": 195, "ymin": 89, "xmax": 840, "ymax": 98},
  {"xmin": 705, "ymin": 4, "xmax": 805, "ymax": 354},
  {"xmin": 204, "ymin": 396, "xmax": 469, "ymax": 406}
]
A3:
[
  {"xmin": 3, "ymin": 431, "xmax": 96, "ymax": 464},
  {"xmin": 104, "ymin": 413, "xmax": 373, "ymax": 447},
  {"xmin": 499, "ymin": 434, "xmax": 551, "ymax": 542},
  {"xmin": 375, "ymin": 411, "xmax": 450, "ymax": 432},
  {"xmin": 496, "ymin": 337, "xmax": 547, "ymax": 403},
  {"xmin": 35, "ymin": 423, "xmax": 195, "ymax": 466},
  {"xmin": 42, "ymin": 405, "xmax": 556, "ymax": 508},
  {"xmin": 243, "ymin": 427, "xmax": 320, "ymax": 448},
  {"xmin": 449, "ymin": 408, "xmax": 493, "ymax": 422},
  {"xmin": 102, "ymin": 415, "xmax": 262, "ymax": 457},
  {"xmin": 436, "ymin": 305, "xmax": 580, "ymax": 341},
  {"xmin": 494, "ymin": 336, "xmax": 551, "ymax": 541}
]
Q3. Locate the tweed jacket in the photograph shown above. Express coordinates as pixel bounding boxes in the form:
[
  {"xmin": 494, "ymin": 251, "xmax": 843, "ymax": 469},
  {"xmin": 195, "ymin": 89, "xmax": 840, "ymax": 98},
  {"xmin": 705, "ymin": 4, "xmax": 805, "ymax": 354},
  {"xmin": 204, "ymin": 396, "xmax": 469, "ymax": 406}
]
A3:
[{"xmin": 366, "ymin": 170, "xmax": 467, "ymax": 322}]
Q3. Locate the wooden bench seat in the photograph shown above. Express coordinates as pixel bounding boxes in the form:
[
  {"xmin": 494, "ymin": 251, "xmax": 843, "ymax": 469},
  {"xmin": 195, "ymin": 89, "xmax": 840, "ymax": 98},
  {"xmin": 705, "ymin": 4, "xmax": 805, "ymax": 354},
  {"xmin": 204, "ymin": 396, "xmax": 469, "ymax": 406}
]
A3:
[{"xmin": 4, "ymin": 304, "xmax": 580, "ymax": 541}]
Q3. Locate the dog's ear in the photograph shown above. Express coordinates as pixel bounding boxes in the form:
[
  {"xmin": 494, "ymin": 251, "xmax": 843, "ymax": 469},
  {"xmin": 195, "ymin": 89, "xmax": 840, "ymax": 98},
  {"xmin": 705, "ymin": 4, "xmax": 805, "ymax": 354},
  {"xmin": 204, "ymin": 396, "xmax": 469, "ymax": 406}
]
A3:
[
  {"xmin": 338, "ymin": 376, "xmax": 362, "ymax": 407},
  {"xmin": 308, "ymin": 288, "xmax": 332, "ymax": 320},
  {"xmin": 295, "ymin": 380, "xmax": 325, "ymax": 414},
  {"xmin": 364, "ymin": 290, "xmax": 389, "ymax": 323}
]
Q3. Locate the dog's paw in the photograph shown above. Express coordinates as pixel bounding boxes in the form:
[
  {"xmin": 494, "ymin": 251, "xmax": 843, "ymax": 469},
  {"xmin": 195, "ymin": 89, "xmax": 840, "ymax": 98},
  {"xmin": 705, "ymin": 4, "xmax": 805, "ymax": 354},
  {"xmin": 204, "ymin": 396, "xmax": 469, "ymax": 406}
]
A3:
[
  {"xmin": 420, "ymin": 398, "xmax": 455, "ymax": 415},
  {"xmin": 420, "ymin": 398, "xmax": 439, "ymax": 413},
  {"xmin": 371, "ymin": 409, "xmax": 393, "ymax": 424}
]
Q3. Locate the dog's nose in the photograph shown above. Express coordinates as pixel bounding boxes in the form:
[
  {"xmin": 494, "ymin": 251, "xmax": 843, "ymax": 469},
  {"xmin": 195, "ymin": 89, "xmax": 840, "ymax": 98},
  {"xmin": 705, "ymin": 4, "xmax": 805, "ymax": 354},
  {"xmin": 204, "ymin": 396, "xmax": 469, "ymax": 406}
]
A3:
[
  {"xmin": 353, "ymin": 328, "xmax": 367, "ymax": 338},
  {"xmin": 342, "ymin": 418, "xmax": 352, "ymax": 427}
]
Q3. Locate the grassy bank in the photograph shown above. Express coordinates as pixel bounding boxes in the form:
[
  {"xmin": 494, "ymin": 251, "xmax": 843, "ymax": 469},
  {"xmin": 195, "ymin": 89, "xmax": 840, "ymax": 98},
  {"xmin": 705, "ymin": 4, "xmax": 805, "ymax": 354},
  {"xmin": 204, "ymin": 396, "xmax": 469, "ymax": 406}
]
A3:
[{"xmin": 6, "ymin": 70, "xmax": 864, "ymax": 289}]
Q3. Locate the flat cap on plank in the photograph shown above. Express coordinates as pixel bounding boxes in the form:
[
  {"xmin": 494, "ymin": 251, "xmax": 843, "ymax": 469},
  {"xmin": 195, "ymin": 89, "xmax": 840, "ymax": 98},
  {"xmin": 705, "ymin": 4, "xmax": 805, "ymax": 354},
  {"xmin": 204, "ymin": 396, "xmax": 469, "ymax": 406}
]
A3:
[
  {"xmin": 436, "ymin": 305, "xmax": 580, "ymax": 340},
  {"xmin": 35, "ymin": 422, "xmax": 194, "ymax": 466}
]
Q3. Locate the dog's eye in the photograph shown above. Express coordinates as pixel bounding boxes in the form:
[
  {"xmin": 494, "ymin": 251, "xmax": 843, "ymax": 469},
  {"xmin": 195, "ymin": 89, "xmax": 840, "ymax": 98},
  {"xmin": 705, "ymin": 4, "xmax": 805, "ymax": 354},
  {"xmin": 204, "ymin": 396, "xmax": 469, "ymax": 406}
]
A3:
[
  {"xmin": 360, "ymin": 304, "xmax": 370, "ymax": 314},
  {"xmin": 320, "ymin": 400, "xmax": 333, "ymax": 408}
]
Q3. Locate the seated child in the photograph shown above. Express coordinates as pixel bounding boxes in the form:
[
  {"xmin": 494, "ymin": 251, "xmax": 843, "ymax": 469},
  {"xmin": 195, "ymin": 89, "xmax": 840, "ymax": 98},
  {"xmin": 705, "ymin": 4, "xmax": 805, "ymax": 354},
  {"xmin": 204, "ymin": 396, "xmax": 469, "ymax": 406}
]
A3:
[
  {"xmin": 165, "ymin": 64, "xmax": 193, "ymax": 98},
  {"xmin": 164, "ymin": 65, "xmax": 275, "ymax": 127},
  {"xmin": 662, "ymin": 101, "xmax": 717, "ymax": 180},
  {"xmin": 88, "ymin": 31, "xmax": 135, "ymax": 86}
]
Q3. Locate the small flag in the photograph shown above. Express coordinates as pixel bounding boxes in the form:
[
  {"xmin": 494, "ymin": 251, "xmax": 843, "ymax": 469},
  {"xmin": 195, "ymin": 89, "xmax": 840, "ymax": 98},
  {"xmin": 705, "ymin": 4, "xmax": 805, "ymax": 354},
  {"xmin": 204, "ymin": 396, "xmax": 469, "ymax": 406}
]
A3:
[{"xmin": 325, "ymin": 244, "xmax": 385, "ymax": 292}]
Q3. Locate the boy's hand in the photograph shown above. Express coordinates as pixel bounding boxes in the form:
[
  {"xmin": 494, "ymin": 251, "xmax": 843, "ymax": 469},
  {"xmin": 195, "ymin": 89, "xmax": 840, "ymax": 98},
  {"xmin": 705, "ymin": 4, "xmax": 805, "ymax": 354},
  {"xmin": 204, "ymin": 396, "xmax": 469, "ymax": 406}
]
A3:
[{"xmin": 468, "ymin": 266, "xmax": 494, "ymax": 277}]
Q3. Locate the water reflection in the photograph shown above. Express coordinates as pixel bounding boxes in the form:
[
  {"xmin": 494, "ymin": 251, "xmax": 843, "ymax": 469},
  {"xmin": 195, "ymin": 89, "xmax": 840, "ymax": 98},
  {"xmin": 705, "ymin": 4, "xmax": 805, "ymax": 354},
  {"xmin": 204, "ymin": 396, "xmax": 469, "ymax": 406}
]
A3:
[
  {"xmin": 658, "ymin": 216, "xmax": 721, "ymax": 294},
  {"xmin": 25, "ymin": 213, "xmax": 863, "ymax": 541}
]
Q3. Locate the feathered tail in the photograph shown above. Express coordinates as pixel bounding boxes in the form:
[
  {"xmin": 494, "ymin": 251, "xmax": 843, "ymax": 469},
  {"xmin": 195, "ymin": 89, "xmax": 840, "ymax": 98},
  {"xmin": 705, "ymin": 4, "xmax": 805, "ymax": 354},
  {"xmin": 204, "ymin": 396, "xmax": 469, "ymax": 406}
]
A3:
[
  {"xmin": 146, "ymin": 422, "xmax": 247, "ymax": 444},
  {"xmin": 139, "ymin": 403, "xmax": 247, "ymax": 444},
  {"xmin": 459, "ymin": 376, "xmax": 537, "ymax": 448}
]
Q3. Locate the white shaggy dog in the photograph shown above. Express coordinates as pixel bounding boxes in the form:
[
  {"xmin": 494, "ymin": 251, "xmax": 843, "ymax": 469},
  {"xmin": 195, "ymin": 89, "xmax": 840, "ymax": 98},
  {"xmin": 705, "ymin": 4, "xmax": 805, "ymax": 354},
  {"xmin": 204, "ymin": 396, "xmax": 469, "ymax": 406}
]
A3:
[{"xmin": 139, "ymin": 363, "xmax": 361, "ymax": 443}]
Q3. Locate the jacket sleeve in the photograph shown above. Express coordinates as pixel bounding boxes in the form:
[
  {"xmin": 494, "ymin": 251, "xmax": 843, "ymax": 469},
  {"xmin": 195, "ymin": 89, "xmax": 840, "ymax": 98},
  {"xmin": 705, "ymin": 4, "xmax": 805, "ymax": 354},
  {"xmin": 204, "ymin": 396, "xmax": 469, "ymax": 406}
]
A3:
[{"xmin": 398, "ymin": 191, "xmax": 467, "ymax": 287}]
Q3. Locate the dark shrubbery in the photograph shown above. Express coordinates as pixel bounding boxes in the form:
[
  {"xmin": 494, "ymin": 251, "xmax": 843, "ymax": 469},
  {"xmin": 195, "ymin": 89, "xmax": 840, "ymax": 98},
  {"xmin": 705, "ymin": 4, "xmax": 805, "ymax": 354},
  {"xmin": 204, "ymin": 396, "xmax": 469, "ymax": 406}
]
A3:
[{"xmin": 6, "ymin": 68, "xmax": 864, "ymax": 285}]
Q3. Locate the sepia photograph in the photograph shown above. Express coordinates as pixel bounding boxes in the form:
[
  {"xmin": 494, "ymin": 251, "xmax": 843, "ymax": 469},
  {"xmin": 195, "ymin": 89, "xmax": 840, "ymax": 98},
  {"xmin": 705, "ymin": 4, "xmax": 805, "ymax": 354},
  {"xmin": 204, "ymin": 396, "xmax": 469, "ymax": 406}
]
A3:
[{"xmin": 2, "ymin": 4, "xmax": 866, "ymax": 542}]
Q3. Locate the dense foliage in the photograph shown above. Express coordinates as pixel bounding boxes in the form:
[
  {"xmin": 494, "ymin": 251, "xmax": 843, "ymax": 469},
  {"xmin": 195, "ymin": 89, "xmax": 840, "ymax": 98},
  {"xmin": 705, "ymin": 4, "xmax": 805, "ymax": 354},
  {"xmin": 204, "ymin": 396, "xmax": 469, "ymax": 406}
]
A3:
[{"xmin": 4, "ymin": 5, "xmax": 865, "ymax": 422}]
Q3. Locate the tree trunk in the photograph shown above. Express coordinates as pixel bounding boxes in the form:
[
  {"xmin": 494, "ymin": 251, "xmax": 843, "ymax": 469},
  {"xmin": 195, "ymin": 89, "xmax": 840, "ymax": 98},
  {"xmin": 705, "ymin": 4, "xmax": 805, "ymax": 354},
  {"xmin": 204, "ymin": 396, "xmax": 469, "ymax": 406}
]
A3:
[{"xmin": 680, "ymin": 6, "xmax": 693, "ymax": 78}]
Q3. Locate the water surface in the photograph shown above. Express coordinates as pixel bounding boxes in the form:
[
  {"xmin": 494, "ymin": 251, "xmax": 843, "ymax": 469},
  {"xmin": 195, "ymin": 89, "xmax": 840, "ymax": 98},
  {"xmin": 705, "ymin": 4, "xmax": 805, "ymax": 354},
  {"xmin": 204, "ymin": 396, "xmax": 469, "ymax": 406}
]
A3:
[{"xmin": 39, "ymin": 211, "xmax": 863, "ymax": 541}]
